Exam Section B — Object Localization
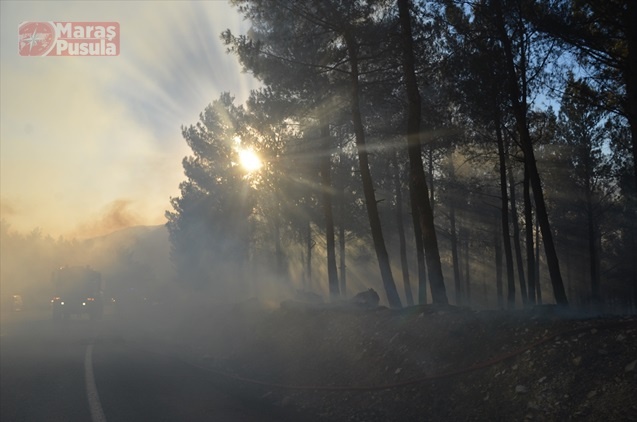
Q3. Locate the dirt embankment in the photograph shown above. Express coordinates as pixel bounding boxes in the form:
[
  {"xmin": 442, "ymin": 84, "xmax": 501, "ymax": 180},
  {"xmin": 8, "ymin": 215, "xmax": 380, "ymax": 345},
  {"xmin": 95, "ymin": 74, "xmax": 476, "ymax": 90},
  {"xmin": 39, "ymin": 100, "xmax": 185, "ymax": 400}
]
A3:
[{"xmin": 170, "ymin": 302, "xmax": 637, "ymax": 421}]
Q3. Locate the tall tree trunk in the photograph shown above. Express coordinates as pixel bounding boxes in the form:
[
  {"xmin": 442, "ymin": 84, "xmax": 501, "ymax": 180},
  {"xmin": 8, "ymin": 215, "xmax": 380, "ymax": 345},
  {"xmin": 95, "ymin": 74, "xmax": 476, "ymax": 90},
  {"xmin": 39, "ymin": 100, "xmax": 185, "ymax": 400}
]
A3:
[
  {"xmin": 535, "ymin": 214, "xmax": 542, "ymax": 304},
  {"xmin": 450, "ymin": 204, "xmax": 462, "ymax": 305},
  {"xmin": 626, "ymin": 1, "xmax": 637, "ymax": 192},
  {"xmin": 493, "ymin": 0, "xmax": 568, "ymax": 305},
  {"xmin": 344, "ymin": 31, "xmax": 402, "ymax": 309},
  {"xmin": 398, "ymin": 0, "xmax": 448, "ymax": 305},
  {"xmin": 274, "ymin": 209, "xmax": 286, "ymax": 279},
  {"xmin": 582, "ymin": 149, "xmax": 600, "ymax": 306},
  {"xmin": 524, "ymin": 163, "xmax": 536, "ymax": 304},
  {"xmin": 621, "ymin": 1, "xmax": 637, "ymax": 309},
  {"xmin": 319, "ymin": 124, "xmax": 340, "ymax": 300},
  {"xmin": 448, "ymin": 152, "xmax": 462, "ymax": 305},
  {"xmin": 306, "ymin": 218, "xmax": 312, "ymax": 290},
  {"xmin": 338, "ymin": 139, "xmax": 347, "ymax": 297},
  {"xmin": 631, "ymin": 225, "xmax": 637, "ymax": 311},
  {"xmin": 495, "ymin": 115, "xmax": 516, "ymax": 308},
  {"xmin": 508, "ymin": 157, "xmax": 528, "ymax": 305},
  {"xmin": 495, "ymin": 215, "xmax": 504, "ymax": 309},
  {"xmin": 414, "ymin": 147, "xmax": 429, "ymax": 305},
  {"xmin": 339, "ymin": 195, "xmax": 347, "ymax": 297},
  {"xmin": 464, "ymin": 230, "xmax": 471, "ymax": 306},
  {"xmin": 393, "ymin": 154, "xmax": 414, "ymax": 306},
  {"xmin": 565, "ymin": 233, "xmax": 573, "ymax": 304},
  {"xmin": 428, "ymin": 146, "xmax": 435, "ymax": 214},
  {"xmin": 412, "ymin": 194, "xmax": 428, "ymax": 304},
  {"xmin": 585, "ymin": 190, "xmax": 600, "ymax": 306}
]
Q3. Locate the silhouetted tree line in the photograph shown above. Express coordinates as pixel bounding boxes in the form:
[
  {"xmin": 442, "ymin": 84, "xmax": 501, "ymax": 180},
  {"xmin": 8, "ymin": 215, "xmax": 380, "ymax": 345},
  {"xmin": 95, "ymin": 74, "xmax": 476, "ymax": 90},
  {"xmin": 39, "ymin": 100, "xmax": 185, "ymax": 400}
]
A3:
[{"xmin": 166, "ymin": 0, "xmax": 636, "ymax": 311}]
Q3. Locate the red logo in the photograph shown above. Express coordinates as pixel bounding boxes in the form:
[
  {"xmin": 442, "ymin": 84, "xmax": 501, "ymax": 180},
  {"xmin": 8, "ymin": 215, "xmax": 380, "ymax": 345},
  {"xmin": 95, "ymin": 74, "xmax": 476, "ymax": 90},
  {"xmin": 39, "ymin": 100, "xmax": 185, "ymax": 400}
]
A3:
[
  {"xmin": 19, "ymin": 22, "xmax": 119, "ymax": 56},
  {"xmin": 19, "ymin": 22, "xmax": 56, "ymax": 56}
]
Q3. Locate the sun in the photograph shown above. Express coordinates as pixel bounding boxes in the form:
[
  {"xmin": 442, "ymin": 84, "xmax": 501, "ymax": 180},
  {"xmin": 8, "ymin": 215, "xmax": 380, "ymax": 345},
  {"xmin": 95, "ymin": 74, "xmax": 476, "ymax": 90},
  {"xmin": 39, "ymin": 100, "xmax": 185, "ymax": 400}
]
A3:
[{"xmin": 238, "ymin": 149, "xmax": 262, "ymax": 172}]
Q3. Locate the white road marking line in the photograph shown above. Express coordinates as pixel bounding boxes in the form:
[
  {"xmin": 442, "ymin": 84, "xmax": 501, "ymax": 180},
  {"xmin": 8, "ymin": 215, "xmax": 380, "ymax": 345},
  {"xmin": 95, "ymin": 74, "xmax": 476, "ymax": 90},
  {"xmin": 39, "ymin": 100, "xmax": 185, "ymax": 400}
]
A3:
[{"xmin": 85, "ymin": 343, "xmax": 107, "ymax": 422}]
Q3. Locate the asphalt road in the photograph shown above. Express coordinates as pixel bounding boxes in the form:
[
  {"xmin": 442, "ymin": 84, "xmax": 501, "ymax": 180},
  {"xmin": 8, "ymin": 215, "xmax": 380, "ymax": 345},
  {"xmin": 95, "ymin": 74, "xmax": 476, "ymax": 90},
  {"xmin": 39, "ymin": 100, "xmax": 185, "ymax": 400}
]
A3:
[{"xmin": 0, "ymin": 309, "xmax": 300, "ymax": 422}]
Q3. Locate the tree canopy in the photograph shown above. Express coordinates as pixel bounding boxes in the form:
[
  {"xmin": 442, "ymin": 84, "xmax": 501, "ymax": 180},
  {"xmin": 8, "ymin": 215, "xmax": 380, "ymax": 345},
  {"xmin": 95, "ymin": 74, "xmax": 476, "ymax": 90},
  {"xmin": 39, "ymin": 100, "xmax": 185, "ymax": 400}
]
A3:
[{"xmin": 166, "ymin": 0, "xmax": 636, "ymax": 311}]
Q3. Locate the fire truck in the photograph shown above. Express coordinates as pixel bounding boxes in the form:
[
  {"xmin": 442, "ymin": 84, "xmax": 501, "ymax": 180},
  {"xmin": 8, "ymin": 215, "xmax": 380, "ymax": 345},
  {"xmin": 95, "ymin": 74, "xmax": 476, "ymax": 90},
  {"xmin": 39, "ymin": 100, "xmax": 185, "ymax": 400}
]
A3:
[{"xmin": 51, "ymin": 266, "xmax": 103, "ymax": 320}]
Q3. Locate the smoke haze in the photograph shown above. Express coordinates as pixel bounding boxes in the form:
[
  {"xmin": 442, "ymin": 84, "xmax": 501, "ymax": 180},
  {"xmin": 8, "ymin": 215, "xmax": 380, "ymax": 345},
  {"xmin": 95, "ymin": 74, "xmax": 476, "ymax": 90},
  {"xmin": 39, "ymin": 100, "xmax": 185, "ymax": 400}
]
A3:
[{"xmin": 0, "ymin": 1, "xmax": 260, "ymax": 238}]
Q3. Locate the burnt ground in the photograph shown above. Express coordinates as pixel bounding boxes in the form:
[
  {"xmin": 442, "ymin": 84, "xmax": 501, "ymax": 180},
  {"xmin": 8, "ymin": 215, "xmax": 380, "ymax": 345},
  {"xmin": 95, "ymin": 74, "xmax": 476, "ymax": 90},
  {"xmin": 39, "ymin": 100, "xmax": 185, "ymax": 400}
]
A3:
[{"xmin": 137, "ymin": 301, "xmax": 637, "ymax": 422}]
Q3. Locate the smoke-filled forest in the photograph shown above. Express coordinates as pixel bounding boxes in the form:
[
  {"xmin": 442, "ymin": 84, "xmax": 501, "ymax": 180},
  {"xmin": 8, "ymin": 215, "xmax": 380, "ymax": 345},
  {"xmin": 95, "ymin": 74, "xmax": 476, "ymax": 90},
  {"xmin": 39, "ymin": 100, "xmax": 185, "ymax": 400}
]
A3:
[
  {"xmin": 2, "ymin": 0, "xmax": 636, "ymax": 313},
  {"xmin": 165, "ymin": 0, "xmax": 636, "ymax": 311}
]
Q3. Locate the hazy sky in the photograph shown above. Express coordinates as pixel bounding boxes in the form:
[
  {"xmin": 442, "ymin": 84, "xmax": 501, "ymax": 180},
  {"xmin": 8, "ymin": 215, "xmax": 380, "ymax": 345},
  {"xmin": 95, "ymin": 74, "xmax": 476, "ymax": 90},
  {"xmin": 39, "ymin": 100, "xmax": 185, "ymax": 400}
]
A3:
[{"xmin": 1, "ymin": 1, "xmax": 260, "ymax": 238}]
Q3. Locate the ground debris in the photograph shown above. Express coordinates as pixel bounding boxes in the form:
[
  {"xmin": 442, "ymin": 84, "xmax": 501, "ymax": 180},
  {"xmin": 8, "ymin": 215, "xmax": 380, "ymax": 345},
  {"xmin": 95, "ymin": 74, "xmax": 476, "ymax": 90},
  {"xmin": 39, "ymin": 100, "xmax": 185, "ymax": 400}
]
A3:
[{"xmin": 173, "ymin": 304, "xmax": 637, "ymax": 422}]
